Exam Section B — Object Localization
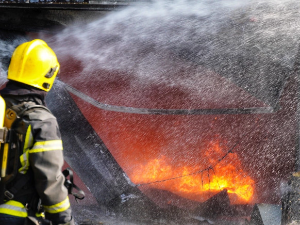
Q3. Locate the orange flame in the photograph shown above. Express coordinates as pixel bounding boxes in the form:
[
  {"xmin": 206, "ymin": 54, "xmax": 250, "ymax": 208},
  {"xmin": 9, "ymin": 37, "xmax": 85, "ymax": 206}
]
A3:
[{"xmin": 131, "ymin": 141, "xmax": 255, "ymax": 204}]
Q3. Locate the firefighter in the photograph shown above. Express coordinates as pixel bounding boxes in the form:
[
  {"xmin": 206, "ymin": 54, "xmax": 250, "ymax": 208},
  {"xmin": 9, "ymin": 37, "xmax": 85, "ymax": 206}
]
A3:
[{"xmin": 0, "ymin": 39, "xmax": 73, "ymax": 225}]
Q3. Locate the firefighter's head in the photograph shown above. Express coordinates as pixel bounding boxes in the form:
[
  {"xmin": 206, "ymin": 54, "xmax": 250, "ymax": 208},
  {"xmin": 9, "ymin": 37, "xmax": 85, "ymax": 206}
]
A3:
[{"xmin": 7, "ymin": 39, "xmax": 60, "ymax": 92}]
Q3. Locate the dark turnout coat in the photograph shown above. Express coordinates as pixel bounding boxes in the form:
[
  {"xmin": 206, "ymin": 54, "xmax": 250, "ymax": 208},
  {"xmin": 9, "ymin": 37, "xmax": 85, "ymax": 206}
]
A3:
[{"xmin": 0, "ymin": 81, "xmax": 72, "ymax": 224}]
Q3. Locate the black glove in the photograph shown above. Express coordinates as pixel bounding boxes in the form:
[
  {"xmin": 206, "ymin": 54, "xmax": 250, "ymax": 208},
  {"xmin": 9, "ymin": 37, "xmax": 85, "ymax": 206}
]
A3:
[
  {"xmin": 26, "ymin": 216, "xmax": 52, "ymax": 225},
  {"xmin": 58, "ymin": 217, "xmax": 75, "ymax": 225}
]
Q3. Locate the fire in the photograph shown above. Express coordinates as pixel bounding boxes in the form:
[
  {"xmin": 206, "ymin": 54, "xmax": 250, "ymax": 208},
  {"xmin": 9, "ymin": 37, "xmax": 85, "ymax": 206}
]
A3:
[{"xmin": 131, "ymin": 141, "xmax": 255, "ymax": 204}]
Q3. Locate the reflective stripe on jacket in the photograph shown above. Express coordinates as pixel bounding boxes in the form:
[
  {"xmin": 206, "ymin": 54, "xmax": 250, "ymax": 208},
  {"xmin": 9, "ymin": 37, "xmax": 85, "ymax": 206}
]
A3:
[
  {"xmin": 0, "ymin": 200, "xmax": 27, "ymax": 217},
  {"xmin": 43, "ymin": 197, "xmax": 70, "ymax": 214}
]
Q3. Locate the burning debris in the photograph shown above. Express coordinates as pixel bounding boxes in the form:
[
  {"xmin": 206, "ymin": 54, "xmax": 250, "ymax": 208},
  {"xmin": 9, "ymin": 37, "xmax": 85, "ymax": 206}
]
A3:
[
  {"xmin": 105, "ymin": 187, "xmax": 251, "ymax": 224},
  {"xmin": 131, "ymin": 140, "xmax": 255, "ymax": 206},
  {"xmin": 193, "ymin": 189, "xmax": 231, "ymax": 219}
]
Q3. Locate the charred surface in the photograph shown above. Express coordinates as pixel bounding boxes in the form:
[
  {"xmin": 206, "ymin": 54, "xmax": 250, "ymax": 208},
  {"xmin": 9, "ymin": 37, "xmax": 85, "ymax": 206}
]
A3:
[{"xmin": 193, "ymin": 189, "xmax": 231, "ymax": 219}]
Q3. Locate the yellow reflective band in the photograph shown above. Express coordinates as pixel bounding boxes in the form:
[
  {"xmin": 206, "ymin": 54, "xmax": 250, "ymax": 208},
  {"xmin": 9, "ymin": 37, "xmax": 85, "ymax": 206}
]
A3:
[
  {"xmin": 18, "ymin": 125, "xmax": 33, "ymax": 174},
  {"xmin": 0, "ymin": 200, "xmax": 27, "ymax": 217},
  {"xmin": 23, "ymin": 125, "xmax": 33, "ymax": 153},
  {"xmin": 29, "ymin": 140, "xmax": 63, "ymax": 153},
  {"xmin": 43, "ymin": 197, "xmax": 70, "ymax": 214},
  {"xmin": 19, "ymin": 151, "xmax": 30, "ymax": 174}
]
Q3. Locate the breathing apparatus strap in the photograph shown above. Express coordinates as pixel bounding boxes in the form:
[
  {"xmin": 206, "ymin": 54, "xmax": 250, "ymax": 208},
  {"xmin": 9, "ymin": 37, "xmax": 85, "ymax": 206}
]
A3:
[
  {"xmin": 63, "ymin": 168, "xmax": 85, "ymax": 202},
  {"xmin": 0, "ymin": 127, "xmax": 21, "ymax": 204},
  {"xmin": 4, "ymin": 173, "xmax": 33, "ymax": 201},
  {"xmin": 14, "ymin": 103, "xmax": 51, "ymax": 117}
]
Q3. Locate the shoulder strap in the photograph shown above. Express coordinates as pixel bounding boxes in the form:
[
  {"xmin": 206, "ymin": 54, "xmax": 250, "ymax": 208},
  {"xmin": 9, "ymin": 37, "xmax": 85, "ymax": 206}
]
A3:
[
  {"xmin": 12, "ymin": 103, "xmax": 51, "ymax": 118},
  {"xmin": 4, "ymin": 173, "xmax": 33, "ymax": 201}
]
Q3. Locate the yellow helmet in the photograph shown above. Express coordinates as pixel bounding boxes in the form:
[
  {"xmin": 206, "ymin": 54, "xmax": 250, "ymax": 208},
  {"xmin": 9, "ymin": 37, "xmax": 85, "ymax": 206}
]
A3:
[{"xmin": 7, "ymin": 39, "xmax": 60, "ymax": 92}]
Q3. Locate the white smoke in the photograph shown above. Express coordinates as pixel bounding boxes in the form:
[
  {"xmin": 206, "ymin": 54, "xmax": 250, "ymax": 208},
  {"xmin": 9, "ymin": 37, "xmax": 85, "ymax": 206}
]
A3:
[
  {"xmin": 0, "ymin": 37, "xmax": 26, "ymax": 85},
  {"xmin": 50, "ymin": 0, "xmax": 249, "ymax": 79},
  {"xmin": 44, "ymin": 0, "xmax": 300, "ymax": 106}
]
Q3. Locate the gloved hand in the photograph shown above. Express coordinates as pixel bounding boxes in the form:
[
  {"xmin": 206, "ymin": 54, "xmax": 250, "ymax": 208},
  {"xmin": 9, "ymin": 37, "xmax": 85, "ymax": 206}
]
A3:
[
  {"xmin": 27, "ymin": 216, "xmax": 52, "ymax": 225},
  {"xmin": 27, "ymin": 214, "xmax": 74, "ymax": 225},
  {"xmin": 58, "ymin": 217, "xmax": 75, "ymax": 225}
]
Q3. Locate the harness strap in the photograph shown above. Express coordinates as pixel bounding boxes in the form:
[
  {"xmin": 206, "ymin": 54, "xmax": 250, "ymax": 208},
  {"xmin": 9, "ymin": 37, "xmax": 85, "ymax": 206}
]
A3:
[
  {"xmin": 5, "ymin": 174, "xmax": 32, "ymax": 200},
  {"xmin": 16, "ymin": 104, "xmax": 51, "ymax": 117}
]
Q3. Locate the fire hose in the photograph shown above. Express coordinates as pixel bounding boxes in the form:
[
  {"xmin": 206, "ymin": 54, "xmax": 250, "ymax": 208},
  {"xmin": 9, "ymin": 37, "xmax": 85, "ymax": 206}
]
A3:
[{"xmin": 62, "ymin": 81, "xmax": 276, "ymax": 115}]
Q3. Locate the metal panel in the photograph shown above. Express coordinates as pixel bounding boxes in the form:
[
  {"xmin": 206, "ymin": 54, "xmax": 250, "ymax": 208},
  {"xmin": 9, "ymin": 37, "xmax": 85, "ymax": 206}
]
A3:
[
  {"xmin": 46, "ymin": 81, "xmax": 136, "ymax": 205},
  {"xmin": 250, "ymin": 204, "xmax": 281, "ymax": 225}
]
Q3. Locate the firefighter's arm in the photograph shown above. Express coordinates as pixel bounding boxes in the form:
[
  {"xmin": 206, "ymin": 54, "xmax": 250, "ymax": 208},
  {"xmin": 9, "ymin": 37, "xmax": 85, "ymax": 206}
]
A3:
[{"xmin": 28, "ymin": 113, "xmax": 73, "ymax": 225}]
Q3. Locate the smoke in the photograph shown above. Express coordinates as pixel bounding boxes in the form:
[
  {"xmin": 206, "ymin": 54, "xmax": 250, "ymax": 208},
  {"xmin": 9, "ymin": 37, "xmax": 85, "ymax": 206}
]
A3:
[
  {"xmin": 0, "ymin": 32, "xmax": 28, "ymax": 85},
  {"xmin": 52, "ymin": 0, "xmax": 247, "ymax": 73},
  {"xmin": 46, "ymin": 0, "xmax": 251, "ymax": 104},
  {"xmin": 45, "ymin": 0, "xmax": 300, "ymax": 107},
  {"xmin": 0, "ymin": 40, "xmax": 14, "ymax": 82}
]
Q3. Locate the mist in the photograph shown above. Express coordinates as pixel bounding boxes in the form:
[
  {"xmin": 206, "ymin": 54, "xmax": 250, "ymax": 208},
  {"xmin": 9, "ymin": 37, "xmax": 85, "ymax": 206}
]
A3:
[
  {"xmin": 38, "ymin": 0, "xmax": 300, "ymax": 110},
  {"xmin": 0, "ymin": 0, "xmax": 299, "ymax": 212}
]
